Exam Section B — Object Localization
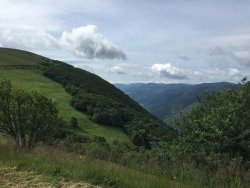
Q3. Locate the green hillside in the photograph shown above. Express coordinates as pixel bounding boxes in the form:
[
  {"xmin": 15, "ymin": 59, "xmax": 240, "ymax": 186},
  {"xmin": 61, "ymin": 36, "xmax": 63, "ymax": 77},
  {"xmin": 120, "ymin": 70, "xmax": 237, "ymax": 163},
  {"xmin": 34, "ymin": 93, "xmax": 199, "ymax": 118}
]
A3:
[
  {"xmin": 0, "ymin": 48, "xmax": 43, "ymax": 65},
  {"xmin": 0, "ymin": 48, "xmax": 130, "ymax": 143},
  {"xmin": 0, "ymin": 47, "xmax": 175, "ymax": 147}
]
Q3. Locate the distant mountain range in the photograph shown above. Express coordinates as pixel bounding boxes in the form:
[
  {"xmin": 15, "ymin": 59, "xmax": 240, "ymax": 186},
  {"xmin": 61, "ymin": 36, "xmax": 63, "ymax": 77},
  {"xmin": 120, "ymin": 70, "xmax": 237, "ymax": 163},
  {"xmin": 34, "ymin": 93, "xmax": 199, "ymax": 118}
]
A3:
[{"xmin": 115, "ymin": 82, "xmax": 238, "ymax": 124}]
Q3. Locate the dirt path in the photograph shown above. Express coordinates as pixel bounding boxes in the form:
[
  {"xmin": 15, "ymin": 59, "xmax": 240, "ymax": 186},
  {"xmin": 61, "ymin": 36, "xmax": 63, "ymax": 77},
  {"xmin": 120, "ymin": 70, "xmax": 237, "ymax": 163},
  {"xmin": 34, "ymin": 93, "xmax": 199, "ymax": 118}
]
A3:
[{"xmin": 0, "ymin": 166, "xmax": 100, "ymax": 188}]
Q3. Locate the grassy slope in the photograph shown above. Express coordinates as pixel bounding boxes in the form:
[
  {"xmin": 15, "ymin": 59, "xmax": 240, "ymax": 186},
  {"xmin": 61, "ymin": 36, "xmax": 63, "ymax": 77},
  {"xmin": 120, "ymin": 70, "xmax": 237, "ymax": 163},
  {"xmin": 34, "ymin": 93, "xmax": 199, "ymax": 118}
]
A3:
[
  {"xmin": 0, "ymin": 48, "xmax": 129, "ymax": 143},
  {"xmin": 0, "ymin": 48, "xmax": 43, "ymax": 65},
  {"xmin": 0, "ymin": 138, "xmax": 178, "ymax": 188}
]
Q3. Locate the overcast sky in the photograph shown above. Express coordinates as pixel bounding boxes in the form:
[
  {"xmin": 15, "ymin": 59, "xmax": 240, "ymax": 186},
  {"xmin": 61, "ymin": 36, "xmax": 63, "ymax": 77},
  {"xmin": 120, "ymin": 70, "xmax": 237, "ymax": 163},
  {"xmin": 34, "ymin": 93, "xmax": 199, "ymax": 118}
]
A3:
[{"xmin": 1, "ymin": 0, "xmax": 250, "ymax": 84}]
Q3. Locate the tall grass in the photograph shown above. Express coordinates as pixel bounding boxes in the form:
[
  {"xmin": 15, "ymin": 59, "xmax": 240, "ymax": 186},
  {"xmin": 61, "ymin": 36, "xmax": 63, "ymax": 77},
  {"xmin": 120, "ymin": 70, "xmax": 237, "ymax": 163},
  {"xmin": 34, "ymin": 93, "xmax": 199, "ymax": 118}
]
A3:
[
  {"xmin": 0, "ymin": 139, "xmax": 175, "ymax": 188},
  {"xmin": 1, "ymin": 137, "xmax": 249, "ymax": 188}
]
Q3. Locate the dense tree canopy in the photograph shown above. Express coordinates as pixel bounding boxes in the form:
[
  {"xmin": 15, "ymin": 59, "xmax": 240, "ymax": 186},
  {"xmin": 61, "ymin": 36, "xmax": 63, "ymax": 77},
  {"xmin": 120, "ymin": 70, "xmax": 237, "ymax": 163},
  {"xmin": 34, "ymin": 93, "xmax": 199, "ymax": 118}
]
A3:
[
  {"xmin": 0, "ymin": 78, "xmax": 63, "ymax": 149},
  {"xmin": 172, "ymin": 78, "xmax": 250, "ymax": 162}
]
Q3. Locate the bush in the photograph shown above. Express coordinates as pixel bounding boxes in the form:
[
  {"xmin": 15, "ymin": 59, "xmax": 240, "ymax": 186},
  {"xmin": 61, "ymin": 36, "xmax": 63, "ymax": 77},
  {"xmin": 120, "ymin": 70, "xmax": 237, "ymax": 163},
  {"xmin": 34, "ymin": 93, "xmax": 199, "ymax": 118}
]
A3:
[
  {"xmin": 0, "ymin": 78, "xmax": 62, "ymax": 149},
  {"xmin": 172, "ymin": 78, "xmax": 250, "ymax": 163}
]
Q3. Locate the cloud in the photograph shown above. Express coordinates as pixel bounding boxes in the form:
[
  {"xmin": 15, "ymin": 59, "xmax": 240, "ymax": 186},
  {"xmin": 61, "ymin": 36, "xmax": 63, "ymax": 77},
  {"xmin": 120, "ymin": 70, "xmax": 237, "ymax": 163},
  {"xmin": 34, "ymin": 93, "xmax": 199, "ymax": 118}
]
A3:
[
  {"xmin": 151, "ymin": 63, "xmax": 188, "ymax": 79},
  {"xmin": 177, "ymin": 53, "xmax": 190, "ymax": 61},
  {"xmin": 209, "ymin": 46, "xmax": 226, "ymax": 56},
  {"xmin": 108, "ymin": 66, "xmax": 127, "ymax": 74},
  {"xmin": 59, "ymin": 25, "xmax": 127, "ymax": 60},
  {"xmin": 228, "ymin": 68, "xmax": 241, "ymax": 76},
  {"xmin": 207, "ymin": 46, "xmax": 250, "ymax": 68},
  {"xmin": 233, "ymin": 51, "xmax": 250, "ymax": 67},
  {"xmin": 0, "ymin": 28, "xmax": 59, "ymax": 50},
  {"xmin": 0, "ymin": 24, "xmax": 127, "ymax": 60}
]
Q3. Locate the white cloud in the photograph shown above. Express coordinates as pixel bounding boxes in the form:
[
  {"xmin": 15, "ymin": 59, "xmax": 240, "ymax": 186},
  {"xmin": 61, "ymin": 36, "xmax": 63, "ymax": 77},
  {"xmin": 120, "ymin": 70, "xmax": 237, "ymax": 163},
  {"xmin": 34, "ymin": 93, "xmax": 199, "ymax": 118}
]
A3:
[
  {"xmin": 59, "ymin": 25, "xmax": 127, "ymax": 60},
  {"xmin": 108, "ymin": 65, "xmax": 127, "ymax": 74},
  {"xmin": 0, "ymin": 28, "xmax": 59, "ymax": 50},
  {"xmin": 151, "ymin": 63, "xmax": 188, "ymax": 79},
  {"xmin": 228, "ymin": 68, "xmax": 241, "ymax": 76}
]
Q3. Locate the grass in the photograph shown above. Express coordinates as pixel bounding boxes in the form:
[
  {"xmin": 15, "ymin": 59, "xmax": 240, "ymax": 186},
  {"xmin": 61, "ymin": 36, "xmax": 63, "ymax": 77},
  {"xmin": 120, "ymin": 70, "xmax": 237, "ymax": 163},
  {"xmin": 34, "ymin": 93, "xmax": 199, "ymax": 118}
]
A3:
[
  {"xmin": 0, "ymin": 47, "xmax": 45, "ymax": 66},
  {"xmin": 1, "ymin": 137, "xmax": 248, "ymax": 188},
  {"xmin": 0, "ymin": 67, "xmax": 130, "ymax": 144},
  {"xmin": 0, "ymin": 139, "xmax": 175, "ymax": 188},
  {"xmin": 0, "ymin": 165, "xmax": 100, "ymax": 188}
]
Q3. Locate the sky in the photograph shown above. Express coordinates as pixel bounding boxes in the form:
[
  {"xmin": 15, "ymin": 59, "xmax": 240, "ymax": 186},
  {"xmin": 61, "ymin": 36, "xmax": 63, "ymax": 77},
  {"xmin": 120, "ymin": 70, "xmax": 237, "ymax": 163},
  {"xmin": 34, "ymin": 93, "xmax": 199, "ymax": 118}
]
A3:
[{"xmin": 1, "ymin": 0, "xmax": 250, "ymax": 84}]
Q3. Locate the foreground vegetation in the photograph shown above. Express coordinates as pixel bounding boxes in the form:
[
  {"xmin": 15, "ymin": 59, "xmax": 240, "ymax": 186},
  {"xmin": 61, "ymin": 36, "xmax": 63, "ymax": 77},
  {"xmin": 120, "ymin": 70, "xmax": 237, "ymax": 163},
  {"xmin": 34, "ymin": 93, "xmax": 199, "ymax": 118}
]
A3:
[
  {"xmin": 0, "ymin": 136, "xmax": 249, "ymax": 188},
  {"xmin": 0, "ymin": 138, "xmax": 174, "ymax": 188}
]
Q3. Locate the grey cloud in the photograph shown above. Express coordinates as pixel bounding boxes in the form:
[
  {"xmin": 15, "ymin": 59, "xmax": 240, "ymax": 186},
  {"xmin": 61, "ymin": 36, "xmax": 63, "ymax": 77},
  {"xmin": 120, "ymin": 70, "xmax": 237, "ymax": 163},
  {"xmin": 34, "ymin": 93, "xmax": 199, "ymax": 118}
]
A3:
[
  {"xmin": 0, "ymin": 24, "xmax": 127, "ymax": 61},
  {"xmin": 209, "ymin": 46, "xmax": 226, "ymax": 56},
  {"xmin": 59, "ymin": 25, "xmax": 127, "ymax": 60},
  {"xmin": 208, "ymin": 46, "xmax": 250, "ymax": 67},
  {"xmin": 177, "ymin": 53, "xmax": 190, "ymax": 61},
  {"xmin": 233, "ymin": 51, "xmax": 250, "ymax": 67}
]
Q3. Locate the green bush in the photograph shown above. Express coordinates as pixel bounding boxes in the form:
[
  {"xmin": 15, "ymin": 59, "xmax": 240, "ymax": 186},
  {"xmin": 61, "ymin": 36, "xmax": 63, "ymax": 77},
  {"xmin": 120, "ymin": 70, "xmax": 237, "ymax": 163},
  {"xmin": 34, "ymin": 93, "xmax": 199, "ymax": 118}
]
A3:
[
  {"xmin": 172, "ymin": 78, "xmax": 250, "ymax": 163},
  {"xmin": 0, "ymin": 78, "xmax": 63, "ymax": 149}
]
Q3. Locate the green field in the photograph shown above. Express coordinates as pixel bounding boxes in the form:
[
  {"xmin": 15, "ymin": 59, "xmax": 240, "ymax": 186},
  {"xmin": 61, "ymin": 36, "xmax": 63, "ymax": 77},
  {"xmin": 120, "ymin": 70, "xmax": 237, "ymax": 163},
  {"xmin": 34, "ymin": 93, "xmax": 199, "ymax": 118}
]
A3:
[{"xmin": 0, "ymin": 48, "xmax": 129, "ymax": 143}]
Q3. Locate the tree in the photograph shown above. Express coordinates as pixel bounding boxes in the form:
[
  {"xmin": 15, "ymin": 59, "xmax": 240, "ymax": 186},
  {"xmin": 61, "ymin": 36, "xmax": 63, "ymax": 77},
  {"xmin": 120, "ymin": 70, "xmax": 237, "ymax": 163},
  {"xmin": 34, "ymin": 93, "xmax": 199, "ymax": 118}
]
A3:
[
  {"xmin": 70, "ymin": 116, "xmax": 78, "ymax": 128},
  {"xmin": 172, "ymin": 78, "xmax": 250, "ymax": 162},
  {"xmin": 0, "ymin": 78, "xmax": 62, "ymax": 149}
]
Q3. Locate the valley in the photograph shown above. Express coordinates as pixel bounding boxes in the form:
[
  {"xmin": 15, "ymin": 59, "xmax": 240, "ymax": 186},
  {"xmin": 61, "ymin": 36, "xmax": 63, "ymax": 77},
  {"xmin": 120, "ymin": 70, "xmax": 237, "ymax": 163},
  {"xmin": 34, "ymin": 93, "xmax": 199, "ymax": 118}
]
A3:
[{"xmin": 116, "ymin": 82, "xmax": 237, "ymax": 124}]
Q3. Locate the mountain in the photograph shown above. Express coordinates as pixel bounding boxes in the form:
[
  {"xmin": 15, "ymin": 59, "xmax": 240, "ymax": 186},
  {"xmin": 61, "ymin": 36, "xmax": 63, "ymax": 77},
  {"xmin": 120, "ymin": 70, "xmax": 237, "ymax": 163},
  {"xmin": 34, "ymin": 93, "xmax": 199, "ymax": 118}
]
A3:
[
  {"xmin": 0, "ymin": 47, "xmax": 175, "ymax": 148},
  {"xmin": 115, "ymin": 82, "xmax": 237, "ymax": 124}
]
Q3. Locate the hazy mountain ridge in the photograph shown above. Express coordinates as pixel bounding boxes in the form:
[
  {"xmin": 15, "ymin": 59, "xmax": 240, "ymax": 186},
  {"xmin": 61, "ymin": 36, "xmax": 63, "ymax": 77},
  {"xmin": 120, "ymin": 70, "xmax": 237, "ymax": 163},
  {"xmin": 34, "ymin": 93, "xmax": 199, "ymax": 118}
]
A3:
[{"xmin": 115, "ymin": 82, "xmax": 237, "ymax": 123}]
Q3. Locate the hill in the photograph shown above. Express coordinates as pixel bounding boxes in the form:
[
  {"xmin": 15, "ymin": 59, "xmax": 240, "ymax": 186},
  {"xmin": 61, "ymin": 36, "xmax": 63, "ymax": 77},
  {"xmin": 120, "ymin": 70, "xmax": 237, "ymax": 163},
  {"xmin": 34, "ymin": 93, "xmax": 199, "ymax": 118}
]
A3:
[
  {"xmin": 115, "ymin": 82, "xmax": 237, "ymax": 124},
  {"xmin": 0, "ymin": 47, "xmax": 175, "ymax": 148}
]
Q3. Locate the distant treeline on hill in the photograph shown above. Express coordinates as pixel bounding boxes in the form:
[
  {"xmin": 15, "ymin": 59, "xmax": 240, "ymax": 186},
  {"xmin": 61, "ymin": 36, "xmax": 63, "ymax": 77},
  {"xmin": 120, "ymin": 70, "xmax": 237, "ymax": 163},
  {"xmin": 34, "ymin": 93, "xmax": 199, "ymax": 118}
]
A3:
[{"xmin": 115, "ymin": 82, "xmax": 238, "ymax": 123}]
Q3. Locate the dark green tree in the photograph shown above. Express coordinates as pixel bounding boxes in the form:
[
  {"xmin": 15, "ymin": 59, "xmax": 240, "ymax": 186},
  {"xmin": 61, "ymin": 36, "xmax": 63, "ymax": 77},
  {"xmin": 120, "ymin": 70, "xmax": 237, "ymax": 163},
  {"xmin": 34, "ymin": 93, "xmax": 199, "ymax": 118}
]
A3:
[
  {"xmin": 131, "ymin": 131, "xmax": 145, "ymax": 147},
  {"xmin": 70, "ymin": 116, "xmax": 78, "ymax": 128},
  {"xmin": 0, "ymin": 78, "xmax": 62, "ymax": 149}
]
